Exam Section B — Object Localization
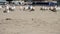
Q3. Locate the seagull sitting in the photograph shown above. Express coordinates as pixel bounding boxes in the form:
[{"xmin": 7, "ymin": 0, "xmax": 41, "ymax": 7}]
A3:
[
  {"xmin": 30, "ymin": 6, "xmax": 35, "ymax": 11},
  {"xmin": 4, "ymin": 9, "xmax": 10, "ymax": 13},
  {"xmin": 40, "ymin": 6, "xmax": 46, "ymax": 10},
  {"xmin": 11, "ymin": 6, "xmax": 15, "ymax": 9},
  {"xmin": 9, "ymin": 6, "xmax": 16, "ymax": 11},
  {"xmin": 50, "ymin": 6, "xmax": 54, "ymax": 10},
  {"xmin": 55, "ymin": 6, "xmax": 60, "ymax": 10},
  {"xmin": 25, "ymin": 6, "xmax": 29, "ymax": 10},
  {"xmin": 23, "ymin": 6, "xmax": 29, "ymax": 10},
  {"xmin": 49, "ymin": 7, "xmax": 56, "ymax": 12}
]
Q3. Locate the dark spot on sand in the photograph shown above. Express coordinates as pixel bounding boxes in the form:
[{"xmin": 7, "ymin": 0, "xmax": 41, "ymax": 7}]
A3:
[
  {"xmin": 32, "ymin": 18, "xmax": 34, "ymax": 21},
  {"xmin": 3, "ymin": 10, "xmax": 7, "ymax": 13},
  {"xmin": 0, "ymin": 23, "xmax": 2, "ymax": 24},
  {"xmin": 5, "ymin": 18, "xmax": 12, "ymax": 20}
]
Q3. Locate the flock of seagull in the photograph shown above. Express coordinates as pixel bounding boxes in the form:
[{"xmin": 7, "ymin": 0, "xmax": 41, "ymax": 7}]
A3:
[{"xmin": 0, "ymin": 4, "xmax": 60, "ymax": 13}]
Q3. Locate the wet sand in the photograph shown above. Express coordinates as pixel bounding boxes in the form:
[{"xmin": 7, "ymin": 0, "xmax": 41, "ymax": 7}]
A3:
[{"xmin": 0, "ymin": 6, "xmax": 60, "ymax": 34}]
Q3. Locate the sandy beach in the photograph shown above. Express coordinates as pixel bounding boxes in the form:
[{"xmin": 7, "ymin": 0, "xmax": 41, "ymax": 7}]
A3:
[{"xmin": 0, "ymin": 6, "xmax": 60, "ymax": 34}]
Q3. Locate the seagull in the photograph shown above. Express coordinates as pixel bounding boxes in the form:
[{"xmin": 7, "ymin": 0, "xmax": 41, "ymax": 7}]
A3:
[
  {"xmin": 11, "ymin": 6, "xmax": 15, "ymax": 9},
  {"xmin": 30, "ymin": 6, "xmax": 35, "ymax": 11},
  {"xmin": 24, "ymin": 5, "xmax": 34, "ymax": 10},
  {"xmin": 50, "ymin": 6, "xmax": 54, "ymax": 10},
  {"xmin": 25, "ymin": 6, "xmax": 29, "ymax": 10},
  {"xmin": 55, "ymin": 6, "xmax": 60, "ymax": 10},
  {"xmin": 9, "ymin": 6, "xmax": 16, "ymax": 11},
  {"xmin": 49, "ymin": 6, "xmax": 56, "ymax": 12},
  {"xmin": 3, "ymin": 9, "xmax": 10, "ymax": 13},
  {"xmin": 23, "ymin": 6, "xmax": 29, "ymax": 10},
  {"xmin": 3, "ymin": 5, "xmax": 9, "ymax": 13}
]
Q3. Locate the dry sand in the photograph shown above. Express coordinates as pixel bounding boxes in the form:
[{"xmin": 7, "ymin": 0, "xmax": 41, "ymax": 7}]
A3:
[{"xmin": 0, "ymin": 6, "xmax": 60, "ymax": 34}]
